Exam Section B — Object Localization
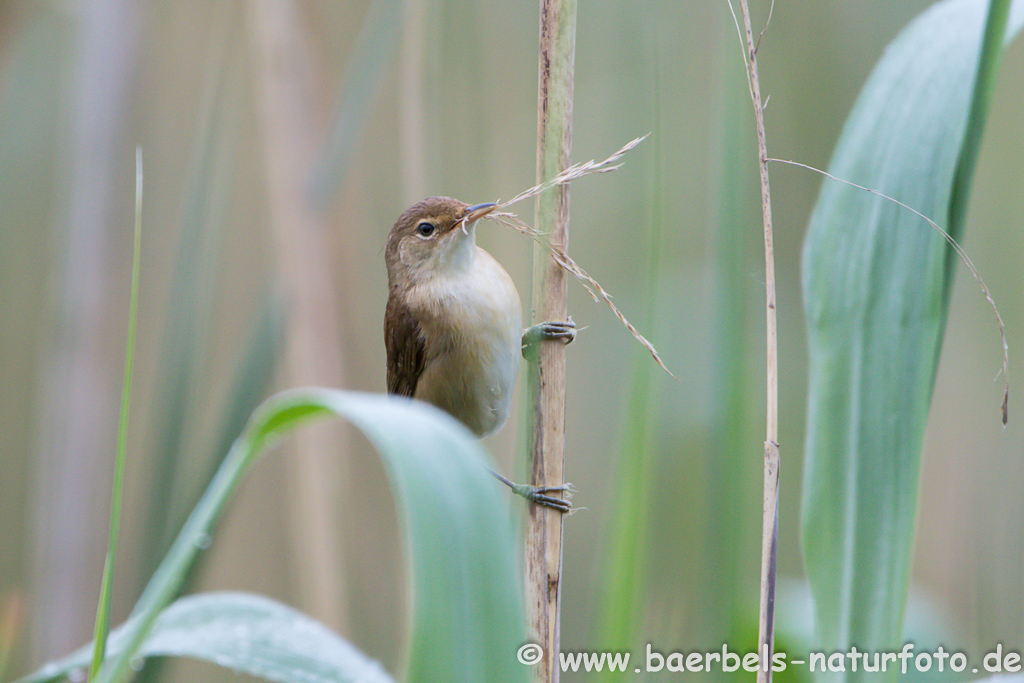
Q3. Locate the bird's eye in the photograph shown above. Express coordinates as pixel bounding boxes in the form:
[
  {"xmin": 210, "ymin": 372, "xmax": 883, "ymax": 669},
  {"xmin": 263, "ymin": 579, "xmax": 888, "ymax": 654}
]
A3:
[{"xmin": 416, "ymin": 221, "xmax": 435, "ymax": 237}]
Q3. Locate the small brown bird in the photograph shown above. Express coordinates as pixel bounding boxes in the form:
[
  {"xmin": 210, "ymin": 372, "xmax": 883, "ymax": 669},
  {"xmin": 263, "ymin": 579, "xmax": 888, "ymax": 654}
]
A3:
[{"xmin": 384, "ymin": 196, "xmax": 574, "ymax": 507}]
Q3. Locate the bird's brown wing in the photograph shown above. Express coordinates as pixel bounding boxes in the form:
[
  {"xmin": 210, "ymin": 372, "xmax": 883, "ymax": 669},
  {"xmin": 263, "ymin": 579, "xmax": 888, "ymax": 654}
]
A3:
[{"xmin": 385, "ymin": 295, "xmax": 426, "ymax": 398}]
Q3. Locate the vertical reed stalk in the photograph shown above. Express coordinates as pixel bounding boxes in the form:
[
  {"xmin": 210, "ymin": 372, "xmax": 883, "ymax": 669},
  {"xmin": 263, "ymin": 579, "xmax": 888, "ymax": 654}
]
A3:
[
  {"xmin": 525, "ymin": 1, "xmax": 576, "ymax": 682},
  {"xmin": 735, "ymin": 1, "xmax": 780, "ymax": 681}
]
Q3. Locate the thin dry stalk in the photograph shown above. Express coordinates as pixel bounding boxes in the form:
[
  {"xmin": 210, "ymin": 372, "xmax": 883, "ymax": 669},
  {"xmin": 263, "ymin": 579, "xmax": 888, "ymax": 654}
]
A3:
[{"xmin": 731, "ymin": 0, "xmax": 780, "ymax": 681}]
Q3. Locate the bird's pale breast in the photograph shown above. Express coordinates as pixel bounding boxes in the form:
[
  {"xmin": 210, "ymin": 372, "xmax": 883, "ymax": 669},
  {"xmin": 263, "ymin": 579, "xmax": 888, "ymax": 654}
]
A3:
[{"xmin": 411, "ymin": 246, "xmax": 521, "ymax": 436}]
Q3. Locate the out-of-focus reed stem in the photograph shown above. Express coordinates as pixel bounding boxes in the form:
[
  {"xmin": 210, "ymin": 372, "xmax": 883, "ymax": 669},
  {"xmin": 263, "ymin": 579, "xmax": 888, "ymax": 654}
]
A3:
[
  {"xmin": 30, "ymin": 0, "xmax": 139, "ymax": 663},
  {"xmin": 246, "ymin": 0, "xmax": 350, "ymax": 634}
]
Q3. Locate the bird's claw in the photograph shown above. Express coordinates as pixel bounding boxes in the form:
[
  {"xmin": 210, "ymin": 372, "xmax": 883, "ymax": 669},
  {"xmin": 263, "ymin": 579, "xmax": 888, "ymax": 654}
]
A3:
[
  {"xmin": 511, "ymin": 482, "xmax": 574, "ymax": 513},
  {"xmin": 522, "ymin": 318, "xmax": 577, "ymax": 358}
]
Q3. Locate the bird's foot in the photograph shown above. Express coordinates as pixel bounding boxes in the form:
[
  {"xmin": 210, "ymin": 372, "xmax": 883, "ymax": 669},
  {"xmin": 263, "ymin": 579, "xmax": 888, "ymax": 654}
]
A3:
[
  {"xmin": 522, "ymin": 318, "xmax": 576, "ymax": 359},
  {"xmin": 489, "ymin": 467, "xmax": 573, "ymax": 513},
  {"xmin": 510, "ymin": 482, "xmax": 574, "ymax": 513}
]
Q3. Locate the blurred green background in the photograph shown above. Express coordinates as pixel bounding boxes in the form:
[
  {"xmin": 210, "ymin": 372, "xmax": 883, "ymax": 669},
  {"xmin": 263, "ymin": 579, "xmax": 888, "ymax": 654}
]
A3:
[{"xmin": 1, "ymin": 0, "xmax": 1022, "ymax": 680}]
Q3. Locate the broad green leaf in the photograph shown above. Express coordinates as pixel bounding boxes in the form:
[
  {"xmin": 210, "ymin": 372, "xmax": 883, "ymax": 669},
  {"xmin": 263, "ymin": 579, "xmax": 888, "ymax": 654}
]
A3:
[
  {"xmin": 20, "ymin": 390, "xmax": 528, "ymax": 683},
  {"xmin": 801, "ymin": 0, "xmax": 1023, "ymax": 674},
  {"xmin": 24, "ymin": 592, "xmax": 393, "ymax": 683}
]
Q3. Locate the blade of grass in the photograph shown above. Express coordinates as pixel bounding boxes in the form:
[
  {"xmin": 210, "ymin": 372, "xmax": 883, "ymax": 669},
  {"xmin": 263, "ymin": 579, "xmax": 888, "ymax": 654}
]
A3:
[
  {"xmin": 18, "ymin": 389, "xmax": 529, "ymax": 683},
  {"xmin": 108, "ymin": 300, "xmax": 286, "ymax": 683},
  {"xmin": 951, "ymin": 0, "xmax": 1015, "ymax": 423},
  {"xmin": 132, "ymin": 38, "xmax": 242, "ymax": 683},
  {"xmin": 132, "ymin": 302, "xmax": 280, "ymax": 683},
  {"xmin": 29, "ymin": 0, "xmax": 140, "ymax": 657},
  {"xmin": 87, "ymin": 146, "xmax": 143, "ymax": 680}
]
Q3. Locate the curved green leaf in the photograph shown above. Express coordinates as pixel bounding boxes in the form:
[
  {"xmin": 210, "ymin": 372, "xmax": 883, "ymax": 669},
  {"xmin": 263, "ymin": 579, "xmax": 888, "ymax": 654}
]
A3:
[
  {"xmin": 800, "ymin": 0, "xmax": 1023, "ymax": 671},
  {"xmin": 20, "ymin": 389, "xmax": 527, "ymax": 683},
  {"xmin": 23, "ymin": 592, "xmax": 393, "ymax": 683}
]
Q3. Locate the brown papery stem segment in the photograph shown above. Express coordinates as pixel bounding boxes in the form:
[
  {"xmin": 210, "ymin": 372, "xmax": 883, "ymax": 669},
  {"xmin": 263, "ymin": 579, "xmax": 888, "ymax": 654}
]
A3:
[
  {"xmin": 733, "ymin": 0, "xmax": 780, "ymax": 681},
  {"xmin": 526, "ymin": 0, "xmax": 576, "ymax": 681}
]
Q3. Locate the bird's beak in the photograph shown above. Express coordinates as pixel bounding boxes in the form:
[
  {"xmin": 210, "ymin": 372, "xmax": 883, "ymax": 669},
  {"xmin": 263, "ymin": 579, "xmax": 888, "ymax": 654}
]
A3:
[{"xmin": 464, "ymin": 202, "xmax": 498, "ymax": 224}]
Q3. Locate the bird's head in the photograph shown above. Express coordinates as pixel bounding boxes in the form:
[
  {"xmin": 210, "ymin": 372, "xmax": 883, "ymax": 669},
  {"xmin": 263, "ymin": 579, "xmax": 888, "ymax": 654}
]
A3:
[{"xmin": 385, "ymin": 196, "xmax": 498, "ymax": 289}]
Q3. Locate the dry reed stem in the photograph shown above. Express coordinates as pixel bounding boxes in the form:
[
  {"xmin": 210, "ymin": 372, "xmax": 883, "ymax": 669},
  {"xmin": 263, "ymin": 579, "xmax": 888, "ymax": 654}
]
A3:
[
  {"xmin": 526, "ymin": 1, "xmax": 578, "ymax": 679},
  {"xmin": 730, "ymin": 0, "xmax": 780, "ymax": 681}
]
